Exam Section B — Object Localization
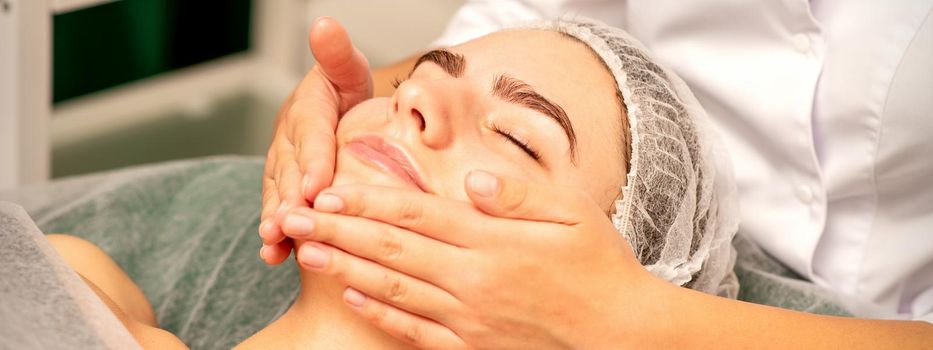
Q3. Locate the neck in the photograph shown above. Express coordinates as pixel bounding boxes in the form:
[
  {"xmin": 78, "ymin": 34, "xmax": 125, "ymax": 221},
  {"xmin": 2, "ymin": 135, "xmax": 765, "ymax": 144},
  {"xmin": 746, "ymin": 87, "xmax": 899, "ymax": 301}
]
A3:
[{"xmin": 238, "ymin": 265, "xmax": 415, "ymax": 349}]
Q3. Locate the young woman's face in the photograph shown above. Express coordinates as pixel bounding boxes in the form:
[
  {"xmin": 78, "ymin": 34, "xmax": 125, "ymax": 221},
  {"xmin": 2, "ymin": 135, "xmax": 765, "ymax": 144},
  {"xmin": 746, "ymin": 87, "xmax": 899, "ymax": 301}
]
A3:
[{"xmin": 332, "ymin": 29, "xmax": 626, "ymax": 209}]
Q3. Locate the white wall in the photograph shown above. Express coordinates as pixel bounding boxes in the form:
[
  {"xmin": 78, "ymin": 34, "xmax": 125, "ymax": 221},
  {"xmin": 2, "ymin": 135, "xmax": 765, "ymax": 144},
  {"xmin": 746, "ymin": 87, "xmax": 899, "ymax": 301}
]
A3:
[
  {"xmin": 0, "ymin": 0, "xmax": 51, "ymax": 190},
  {"xmin": 306, "ymin": 0, "xmax": 464, "ymax": 68}
]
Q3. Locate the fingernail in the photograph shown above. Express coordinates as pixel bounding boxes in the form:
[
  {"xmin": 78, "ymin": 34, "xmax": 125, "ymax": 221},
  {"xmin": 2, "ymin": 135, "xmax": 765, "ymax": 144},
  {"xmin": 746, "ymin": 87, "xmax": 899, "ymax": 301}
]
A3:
[
  {"xmin": 259, "ymin": 245, "xmax": 269, "ymax": 260},
  {"xmin": 283, "ymin": 214, "xmax": 315, "ymax": 237},
  {"xmin": 299, "ymin": 245, "xmax": 330, "ymax": 269},
  {"xmin": 259, "ymin": 221, "xmax": 274, "ymax": 240},
  {"xmin": 344, "ymin": 288, "xmax": 366, "ymax": 308},
  {"xmin": 313, "ymin": 16, "xmax": 332, "ymax": 26},
  {"xmin": 468, "ymin": 170, "xmax": 499, "ymax": 197},
  {"xmin": 314, "ymin": 193, "xmax": 343, "ymax": 213}
]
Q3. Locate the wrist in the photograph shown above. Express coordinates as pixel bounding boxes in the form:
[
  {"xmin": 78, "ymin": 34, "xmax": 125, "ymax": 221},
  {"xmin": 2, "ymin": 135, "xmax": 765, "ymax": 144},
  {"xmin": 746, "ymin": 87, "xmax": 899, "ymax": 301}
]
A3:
[{"xmin": 584, "ymin": 269, "xmax": 684, "ymax": 349}]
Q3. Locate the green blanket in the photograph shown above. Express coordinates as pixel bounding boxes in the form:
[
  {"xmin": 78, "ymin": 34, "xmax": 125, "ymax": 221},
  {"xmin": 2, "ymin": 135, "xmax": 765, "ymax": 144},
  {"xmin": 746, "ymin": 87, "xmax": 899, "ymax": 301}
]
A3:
[{"xmin": 0, "ymin": 156, "xmax": 850, "ymax": 349}]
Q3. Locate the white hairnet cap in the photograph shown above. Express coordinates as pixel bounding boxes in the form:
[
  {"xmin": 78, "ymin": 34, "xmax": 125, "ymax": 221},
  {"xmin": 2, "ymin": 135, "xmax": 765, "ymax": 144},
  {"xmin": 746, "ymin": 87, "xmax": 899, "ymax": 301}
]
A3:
[{"xmin": 528, "ymin": 18, "xmax": 741, "ymax": 297}]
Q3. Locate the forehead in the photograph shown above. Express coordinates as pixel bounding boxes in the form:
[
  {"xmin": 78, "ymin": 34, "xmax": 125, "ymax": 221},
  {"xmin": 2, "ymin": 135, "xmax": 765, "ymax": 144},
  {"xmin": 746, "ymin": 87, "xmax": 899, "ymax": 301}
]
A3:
[{"xmin": 451, "ymin": 29, "xmax": 612, "ymax": 97}]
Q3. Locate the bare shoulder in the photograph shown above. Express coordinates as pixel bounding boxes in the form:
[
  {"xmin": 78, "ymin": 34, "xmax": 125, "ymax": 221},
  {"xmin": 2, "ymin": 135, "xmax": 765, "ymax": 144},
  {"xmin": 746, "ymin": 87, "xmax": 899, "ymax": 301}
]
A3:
[
  {"xmin": 45, "ymin": 234, "xmax": 157, "ymax": 326},
  {"xmin": 46, "ymin": 234, "xmax": 187, "ymax": 349}
]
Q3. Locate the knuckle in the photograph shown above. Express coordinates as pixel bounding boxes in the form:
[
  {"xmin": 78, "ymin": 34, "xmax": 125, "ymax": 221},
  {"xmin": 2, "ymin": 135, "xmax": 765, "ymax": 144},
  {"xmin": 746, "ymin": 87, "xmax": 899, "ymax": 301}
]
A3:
[
  {"xmin": 311, "ymin": 213, "xmax": 335, "ymax": 236},
  {"xmin": 340, "ymin": 188, "xmax": 365, "ymax": 216},
  {"xmin": 376, "ymin": 229, "xmax": 404, "ymax": 264},
  {"xmin": 382, "ymin": 273, "xmax": 407, "ymax": 304},
  {"xmin": 395, "ymin": 199, "xmax": 424, "ymax": 227},
  {"xmin": 328, "ymin": 263, "xmax": 346, "ymax": 281},
  {"xmin": 402, "ymin": 322, "xmax": 424, "ymax": 345},
  {"xmin": 324, "ymin": 253, "xmax": 347, "ymax": 279},
  {"xmin": 366, "ymin": 302, "xmax": 389, "ymax": 324}
]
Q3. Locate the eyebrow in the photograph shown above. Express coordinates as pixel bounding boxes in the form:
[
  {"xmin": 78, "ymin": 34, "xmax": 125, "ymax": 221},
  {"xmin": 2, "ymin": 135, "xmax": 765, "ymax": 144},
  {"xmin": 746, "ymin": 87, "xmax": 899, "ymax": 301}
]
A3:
[
  {"xmin": 410, "ymin": 50, "xmax": 577, "ymax": 162},
  {"xmin": 413, "ymin": 49, "xmax": 466, "ymax": 78},
  {"xmin": 492, "ymin": 74, "xmax": 577, "ymax": 162}
]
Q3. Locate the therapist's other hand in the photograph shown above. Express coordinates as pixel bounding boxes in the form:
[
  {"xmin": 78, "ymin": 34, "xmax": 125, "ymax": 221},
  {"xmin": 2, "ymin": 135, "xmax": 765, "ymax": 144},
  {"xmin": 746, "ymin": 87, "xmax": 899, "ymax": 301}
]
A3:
[
  {"xmin": 281, "ymin": 171, "xmax": 658, "ymax": 349},
  {"xmin": 259, "ymin": 17, "xmax": 373, "ymax": 265}
]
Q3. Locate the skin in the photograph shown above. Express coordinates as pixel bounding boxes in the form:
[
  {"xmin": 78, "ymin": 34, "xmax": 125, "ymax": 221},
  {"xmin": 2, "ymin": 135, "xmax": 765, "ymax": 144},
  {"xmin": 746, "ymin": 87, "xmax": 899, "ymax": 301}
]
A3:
[
  {"xmin": 46, "ymin": 234, "xmax": 187, "ymax": 349},
  {"xmin": 264, "ymin": 17, "xmax": 933, "ymax": 349}
]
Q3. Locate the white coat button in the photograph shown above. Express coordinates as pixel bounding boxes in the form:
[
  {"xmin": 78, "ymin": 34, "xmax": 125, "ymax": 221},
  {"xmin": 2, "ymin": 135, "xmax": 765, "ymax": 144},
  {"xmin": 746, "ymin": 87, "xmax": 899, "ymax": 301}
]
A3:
[
  {"xmin": 796, "ymin": 185, "xmax": 814, "ymax": 204},
  {"xmin": 793, "ymin": 33, "xmax": 811, "ymax": 53}
]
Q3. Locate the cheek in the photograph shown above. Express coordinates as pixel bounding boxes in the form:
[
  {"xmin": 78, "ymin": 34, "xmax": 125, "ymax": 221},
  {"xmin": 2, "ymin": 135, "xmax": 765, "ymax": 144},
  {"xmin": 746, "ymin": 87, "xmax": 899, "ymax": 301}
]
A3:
[
  {"xmin": 438, "ymin": 149, "xmax": 551, "ymax": 200},
  {"xmin": 335, "ymin": 99, "xmax": 390, "ymax": 145},
  {"xmin": 571, "ymin": 159, "xmax": 625, "ymax": 211}
]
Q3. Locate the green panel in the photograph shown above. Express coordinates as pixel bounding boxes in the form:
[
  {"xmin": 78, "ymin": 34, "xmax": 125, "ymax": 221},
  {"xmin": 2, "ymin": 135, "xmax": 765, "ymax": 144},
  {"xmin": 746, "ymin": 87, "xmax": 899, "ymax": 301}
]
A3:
[
  {"xmin": 51, "ymin": 92, "xmax": 278, "ymax": 178},
  {"xmin": 53, "ymin": 0, "xmax": 252, "ymax": 104}
]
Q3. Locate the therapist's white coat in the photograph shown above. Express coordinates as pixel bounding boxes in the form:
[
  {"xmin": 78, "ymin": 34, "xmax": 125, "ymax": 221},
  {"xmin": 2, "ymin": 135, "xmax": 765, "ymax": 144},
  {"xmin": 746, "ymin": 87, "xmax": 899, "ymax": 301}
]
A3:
[{"xmin": 432, "ymin": 0, "xmax": 933, "ymax": 322}]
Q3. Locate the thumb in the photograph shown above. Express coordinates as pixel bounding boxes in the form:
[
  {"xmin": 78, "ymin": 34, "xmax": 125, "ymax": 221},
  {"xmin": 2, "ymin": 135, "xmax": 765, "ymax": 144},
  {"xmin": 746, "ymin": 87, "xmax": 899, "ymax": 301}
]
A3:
[
  {"xmin": 308, "ymin": 17, "xmax": 373, "ymax": 108},
  {"xmin": 464, "ymin": 170, "xmax": 589, "ymax": 225}
]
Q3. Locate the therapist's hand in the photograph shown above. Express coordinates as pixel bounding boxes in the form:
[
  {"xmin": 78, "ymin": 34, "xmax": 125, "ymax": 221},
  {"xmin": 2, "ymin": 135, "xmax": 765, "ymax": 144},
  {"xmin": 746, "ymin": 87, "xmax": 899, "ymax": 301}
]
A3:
[
  {"xmin": 280, "ymin": 170, "xmax": 663, "ymax": 349},
  {"xmin": 259, "ymin": 17, "xmax": 373, "ymax": 264}
]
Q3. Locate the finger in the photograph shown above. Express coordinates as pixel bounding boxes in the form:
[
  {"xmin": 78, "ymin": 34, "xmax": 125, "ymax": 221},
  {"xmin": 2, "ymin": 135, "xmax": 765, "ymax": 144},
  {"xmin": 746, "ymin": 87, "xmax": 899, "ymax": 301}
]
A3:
[
  {"xmin": 261, "ymin": 170, "xmax": 281, "ymax": 223},
  {"xmin": 261, "ymin": 152, "xmax": 287, "ymax": 246},
  {"xmin": 284, "ymin": 98, "xmax": 339, "ymax": 203},
  {"xmin": 308, "ymin": 17, "xmax": 372, "ymax": 104},
  {"xmin": 343, "ymin": 288, "xmax": 468, "ymax": 350},
  {"xmin": 465, "ymin": 170, "xmax": 593, "ymax": 225},
  {"xmin": 261, "ymin": 138, "xmax": 282, "ymax": 223},
  {"xmin": 300, "ymin": 148, "xmax": 336, "ymax": 204},
  {"xmin": 273, "ymin": 140, "xmax": 308, "ymax": 211},
  {"xmin": 296, "ymin": 242, "xmax": 461, "ymax": 324},
  {"xmin": 312, "ymin": 185, "xmax": 490, "ymax": 247},
  {"xmin": 258, "ymin": 219, "xmax": 285, "ymax": 246},
  {"xmin": 260, "ymin": 90, "xmax": 301, "ymax": 248},
  {"xmin": 260, "ymin": 240, "xmax": 293, "ymax": 265},
  {"xmin": 282, "ymin": 207, "xmax": 461, "ymax": 286}
]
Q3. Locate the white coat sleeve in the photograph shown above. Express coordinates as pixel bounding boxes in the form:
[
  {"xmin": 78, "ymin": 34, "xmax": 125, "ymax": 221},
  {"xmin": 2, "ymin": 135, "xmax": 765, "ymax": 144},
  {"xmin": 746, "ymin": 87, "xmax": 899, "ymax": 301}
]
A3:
[{"xmin": 913, "ymin": 286, "xmax": 933, "ymax": 324}]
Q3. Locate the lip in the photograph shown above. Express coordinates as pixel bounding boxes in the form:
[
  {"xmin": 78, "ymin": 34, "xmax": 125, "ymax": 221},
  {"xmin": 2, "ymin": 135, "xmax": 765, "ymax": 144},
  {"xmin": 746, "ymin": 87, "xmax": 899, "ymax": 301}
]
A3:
[{"xmin": 346, "ymin": 135, "xmax": 432, "ymax": 193}]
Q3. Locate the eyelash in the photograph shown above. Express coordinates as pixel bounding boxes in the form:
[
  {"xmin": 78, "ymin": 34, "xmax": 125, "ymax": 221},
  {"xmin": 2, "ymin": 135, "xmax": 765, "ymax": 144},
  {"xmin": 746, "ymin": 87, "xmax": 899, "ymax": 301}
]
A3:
[
  {"xmin": 391, "ymin": 76, "xmax": 408, "ymax": 89},
  {"xmin": 492, "ymin": 124, "xmax": 541, "ymax": 161}
]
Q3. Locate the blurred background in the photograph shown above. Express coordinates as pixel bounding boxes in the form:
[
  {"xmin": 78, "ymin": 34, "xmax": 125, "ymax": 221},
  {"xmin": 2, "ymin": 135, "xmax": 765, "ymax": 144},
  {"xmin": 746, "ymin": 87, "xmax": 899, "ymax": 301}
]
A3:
[{"xmin": 0, "ymin": 0, "xmax": 464, "ymax": 189}]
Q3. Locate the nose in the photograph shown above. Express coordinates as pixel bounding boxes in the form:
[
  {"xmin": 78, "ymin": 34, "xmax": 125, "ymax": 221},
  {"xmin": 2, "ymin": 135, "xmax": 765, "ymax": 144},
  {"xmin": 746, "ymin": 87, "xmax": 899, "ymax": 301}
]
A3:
[{"xmin": 390, "ymin": 79, "xmax": 454, "ymax": 149}]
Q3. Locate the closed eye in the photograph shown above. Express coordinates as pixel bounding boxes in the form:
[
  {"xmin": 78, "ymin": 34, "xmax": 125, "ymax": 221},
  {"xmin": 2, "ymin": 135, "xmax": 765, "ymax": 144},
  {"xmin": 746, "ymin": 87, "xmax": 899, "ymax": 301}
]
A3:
[{"xmin": 492, "ymin": 125, "xmax": 541, "ymax": 161}]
